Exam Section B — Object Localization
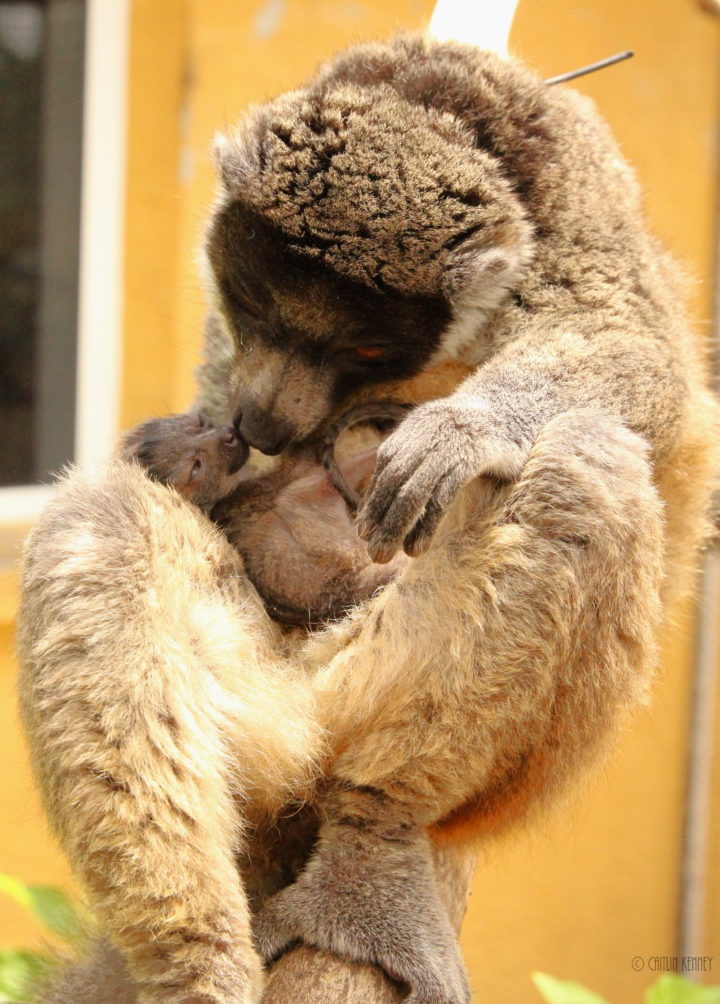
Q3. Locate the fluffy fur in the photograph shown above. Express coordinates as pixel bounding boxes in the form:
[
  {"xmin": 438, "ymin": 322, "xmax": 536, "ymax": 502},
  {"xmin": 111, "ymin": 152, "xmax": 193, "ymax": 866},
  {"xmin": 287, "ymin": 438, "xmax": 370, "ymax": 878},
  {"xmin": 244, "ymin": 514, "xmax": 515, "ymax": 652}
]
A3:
[
  {"xmin": 17, "ymin": 33, "xmax": 719, "ymax": 1004},
  {"xmin": 18, "ymin": 464, "xmax": 322, "ymax": 1002}
]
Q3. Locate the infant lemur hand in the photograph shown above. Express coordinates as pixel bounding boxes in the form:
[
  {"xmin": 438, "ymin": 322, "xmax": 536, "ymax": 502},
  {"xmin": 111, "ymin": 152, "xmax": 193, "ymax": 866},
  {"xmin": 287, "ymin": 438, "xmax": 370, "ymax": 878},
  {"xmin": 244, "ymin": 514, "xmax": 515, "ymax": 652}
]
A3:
[
  {"xmin": 357, "ymin": 395, "xmax": 528, "ymax": 562},
  {"xmin": 254, "ymin": 784, "xmax": 470, "ymax": 1004}
]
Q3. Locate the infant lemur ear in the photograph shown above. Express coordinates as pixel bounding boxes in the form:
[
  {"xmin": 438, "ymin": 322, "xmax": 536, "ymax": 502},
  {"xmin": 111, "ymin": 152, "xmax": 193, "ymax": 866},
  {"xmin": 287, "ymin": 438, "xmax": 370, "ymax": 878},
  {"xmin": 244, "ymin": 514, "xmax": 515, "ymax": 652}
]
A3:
[
  {"xmin": 119, "ymin": 423, "xmax": 151, "ymax": 465},
  {"xmin": 431, "ymin": 155, "xmax": 534, "ymax": 358}
]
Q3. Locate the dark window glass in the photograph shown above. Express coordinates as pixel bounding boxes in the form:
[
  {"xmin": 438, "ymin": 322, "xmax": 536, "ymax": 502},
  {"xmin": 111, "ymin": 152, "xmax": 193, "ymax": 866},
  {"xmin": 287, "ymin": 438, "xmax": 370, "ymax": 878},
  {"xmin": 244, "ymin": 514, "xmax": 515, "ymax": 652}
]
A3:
[{"xmin": 0, "ymin": 0, "xmax": 85, "ymax": 486}]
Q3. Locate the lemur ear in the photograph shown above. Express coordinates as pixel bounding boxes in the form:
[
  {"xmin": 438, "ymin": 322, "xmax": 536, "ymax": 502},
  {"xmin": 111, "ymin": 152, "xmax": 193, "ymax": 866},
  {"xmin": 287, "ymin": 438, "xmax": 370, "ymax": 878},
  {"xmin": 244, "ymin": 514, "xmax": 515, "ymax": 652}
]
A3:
[
  {"xmin": 212, "ymin": 129, "xmax": 258, "ymax": 191},
  {"xmin": 436, "ymin": 230, "xmax": 534, "ymax": 359},
  {"xmin": 118, "ymin": 423, "xmax": 145, "ymax": 464},
  {"xmin": 442, "ymin": 227, "xmax": 534, "ymax": 316}
]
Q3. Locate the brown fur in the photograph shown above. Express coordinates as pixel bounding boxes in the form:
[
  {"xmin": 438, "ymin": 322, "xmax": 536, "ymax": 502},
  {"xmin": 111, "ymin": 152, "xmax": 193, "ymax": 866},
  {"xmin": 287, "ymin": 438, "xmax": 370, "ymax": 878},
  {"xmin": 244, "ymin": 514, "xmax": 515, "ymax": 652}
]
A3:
[
  {"xmin": 121, "ymin": 409, "xmax": 406, "ymax": 626},
  {"xmin": 119, "ymin": 413, "xmax": 249, "ymax": 509},
  {"xmin": 17, "ymin": 33, "xmax": 719, "ymax": 1004}
]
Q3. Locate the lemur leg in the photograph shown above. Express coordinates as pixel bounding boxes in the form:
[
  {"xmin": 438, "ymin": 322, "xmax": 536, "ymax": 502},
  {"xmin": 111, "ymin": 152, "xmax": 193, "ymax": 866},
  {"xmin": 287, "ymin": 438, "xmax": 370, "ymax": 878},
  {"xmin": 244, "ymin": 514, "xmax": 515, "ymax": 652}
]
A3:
[
  {"xmin": 18, "ymin": 463, "xmax": 319, "ymax": 1004},
  {"xmin": 37, "ymin": 940, "xmax": 138, "ymax": 1004},
  {"xmin": 257, "ymin": 784, "xmax": 470, "ymax": 1004},
  {"xmin": 255, "ymin": 411, "xmax": 664, "ymax": 1004}
]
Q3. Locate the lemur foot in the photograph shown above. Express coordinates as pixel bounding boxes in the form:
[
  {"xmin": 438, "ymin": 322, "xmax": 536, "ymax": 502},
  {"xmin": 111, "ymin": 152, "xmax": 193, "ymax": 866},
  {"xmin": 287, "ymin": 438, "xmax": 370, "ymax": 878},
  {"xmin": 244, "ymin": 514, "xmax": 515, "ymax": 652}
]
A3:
[{"xmin": 254, "ymin": 784, "xmax": 470, "ymax": 1004}]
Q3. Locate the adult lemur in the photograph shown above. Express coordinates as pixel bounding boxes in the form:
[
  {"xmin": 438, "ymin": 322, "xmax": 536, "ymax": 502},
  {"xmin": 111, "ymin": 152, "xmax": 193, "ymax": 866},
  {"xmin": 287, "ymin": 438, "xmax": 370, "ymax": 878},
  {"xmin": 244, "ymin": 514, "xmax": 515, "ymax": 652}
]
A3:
[{"xmin": 18, "ymin": 34, "xmax": 719, "ymax": 1004}]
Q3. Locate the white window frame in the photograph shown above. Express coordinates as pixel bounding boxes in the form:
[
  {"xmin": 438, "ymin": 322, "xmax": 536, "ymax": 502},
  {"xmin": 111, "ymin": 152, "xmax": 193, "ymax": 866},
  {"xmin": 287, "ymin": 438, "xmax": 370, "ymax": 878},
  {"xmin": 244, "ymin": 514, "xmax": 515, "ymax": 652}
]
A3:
[
  {"xmin": 0, "ymin": 0, "xmax": 517, "ymax": 533},
  {"xmin": 0, "ymin": 0, "xmax": 129, "ymax": 530}
]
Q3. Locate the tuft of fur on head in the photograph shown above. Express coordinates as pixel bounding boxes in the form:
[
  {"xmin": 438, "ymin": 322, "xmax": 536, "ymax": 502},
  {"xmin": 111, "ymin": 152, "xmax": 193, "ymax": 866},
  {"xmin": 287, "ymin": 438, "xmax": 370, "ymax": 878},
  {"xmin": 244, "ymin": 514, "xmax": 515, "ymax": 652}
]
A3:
[{"xmin": 213, "ymin": 83, "xmax": 532, "ymax": 302}]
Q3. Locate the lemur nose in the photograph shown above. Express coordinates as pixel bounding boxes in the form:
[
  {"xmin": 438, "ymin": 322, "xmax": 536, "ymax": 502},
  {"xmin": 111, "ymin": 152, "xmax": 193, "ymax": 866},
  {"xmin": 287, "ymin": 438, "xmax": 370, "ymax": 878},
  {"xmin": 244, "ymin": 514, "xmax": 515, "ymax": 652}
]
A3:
[{"xmin": 233, "ymin": 405, "xmax": 293, "ymax": 456}]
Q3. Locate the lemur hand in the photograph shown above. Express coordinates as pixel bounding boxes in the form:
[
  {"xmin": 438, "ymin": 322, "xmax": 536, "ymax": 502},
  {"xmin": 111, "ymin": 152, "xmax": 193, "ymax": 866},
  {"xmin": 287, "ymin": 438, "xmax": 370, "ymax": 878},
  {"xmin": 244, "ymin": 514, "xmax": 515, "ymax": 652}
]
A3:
[
  {"xmin": 254, "ymin": 784, "xmax": 470, "ymax": 1004},
  {"xmin": 357, "ymin": 396, "xmax": 527, "ymax": 561}
]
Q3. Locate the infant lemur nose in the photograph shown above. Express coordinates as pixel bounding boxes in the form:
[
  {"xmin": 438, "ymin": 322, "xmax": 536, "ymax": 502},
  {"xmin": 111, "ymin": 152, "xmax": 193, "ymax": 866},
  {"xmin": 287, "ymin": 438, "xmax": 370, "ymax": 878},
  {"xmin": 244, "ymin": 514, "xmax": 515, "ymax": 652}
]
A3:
[{"xmin": 219, "ymin": 425, "xmax": 239, "ymax": 445}]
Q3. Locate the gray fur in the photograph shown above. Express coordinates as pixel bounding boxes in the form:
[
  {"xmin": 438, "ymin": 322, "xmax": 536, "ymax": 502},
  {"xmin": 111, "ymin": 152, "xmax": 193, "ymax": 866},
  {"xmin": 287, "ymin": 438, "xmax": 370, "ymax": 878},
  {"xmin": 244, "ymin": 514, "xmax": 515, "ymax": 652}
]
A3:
[{"xmin": 16, "ymin": 33, "xmax": 720, "ymax": 1004}]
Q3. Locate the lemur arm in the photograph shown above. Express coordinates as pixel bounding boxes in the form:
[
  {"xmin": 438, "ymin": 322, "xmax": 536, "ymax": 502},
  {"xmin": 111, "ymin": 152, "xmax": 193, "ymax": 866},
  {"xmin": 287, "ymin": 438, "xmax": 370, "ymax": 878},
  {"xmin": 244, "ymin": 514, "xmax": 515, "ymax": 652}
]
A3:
[{"xmin": 357, "ymin": 315, "xmax": 682, "ymax": 561}]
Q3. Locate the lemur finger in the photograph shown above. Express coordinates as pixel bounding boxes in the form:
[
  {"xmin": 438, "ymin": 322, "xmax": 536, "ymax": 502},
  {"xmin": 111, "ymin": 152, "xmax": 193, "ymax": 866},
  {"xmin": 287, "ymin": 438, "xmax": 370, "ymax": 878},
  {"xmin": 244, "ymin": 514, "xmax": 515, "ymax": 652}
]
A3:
[
  {"xmin": 404, "ymin": 981, "xmax": 471, "ymax": 1004},
  {"xmin": 358, "ymin": 447, "xmax": 429, "ymax": 533},
  {"xmin": 361, "ymin": 457, "xmax": 446, "ymax": 562},
  {"xmin": 361, "ymin": 408, "xmax": 448, "ymax": 505},
  {"xmin": 402, "ymin": 494, "xmax": 447, "ymax": 557},
  {"xmin": 358, "ymin": 443, "xmax": 445, "ymax": 537},
  {"xmin": 403, "ymin": 466, "xmax": 467, "ymax": 556},
  {"xmin": 356, "ymin": 398, "xmax": 473, "ymax": 532},
  {"xmin": 405, "ymin": 983, "xmax": 471, "ymax": 1004},
  {"xmin": 382, "ymin": 932, "xmax": 470, "ymax": 1004}
]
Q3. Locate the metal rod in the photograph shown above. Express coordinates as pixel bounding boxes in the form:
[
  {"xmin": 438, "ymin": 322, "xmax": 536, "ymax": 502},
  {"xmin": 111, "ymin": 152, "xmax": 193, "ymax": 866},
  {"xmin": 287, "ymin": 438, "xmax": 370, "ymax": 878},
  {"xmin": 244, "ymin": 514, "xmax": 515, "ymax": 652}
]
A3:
[{"xmin": 545, "ymin": 50, "xmax": 634, "ymax": 86}]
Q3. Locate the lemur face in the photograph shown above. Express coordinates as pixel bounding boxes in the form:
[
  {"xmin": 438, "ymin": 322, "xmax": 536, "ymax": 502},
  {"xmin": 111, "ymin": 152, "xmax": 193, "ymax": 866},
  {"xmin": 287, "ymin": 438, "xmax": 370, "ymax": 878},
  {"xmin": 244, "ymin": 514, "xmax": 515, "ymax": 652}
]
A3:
[
  {"xmin": 205, "ymin": 204, "xmax": 451, "ymax": 454},
  {"xmin": 205, "ymin": 83, "xmax": 532, "ymax": 454},
  {"xmin": 122, "ymin": 413, "xmax": 249, "ymax": 510}
]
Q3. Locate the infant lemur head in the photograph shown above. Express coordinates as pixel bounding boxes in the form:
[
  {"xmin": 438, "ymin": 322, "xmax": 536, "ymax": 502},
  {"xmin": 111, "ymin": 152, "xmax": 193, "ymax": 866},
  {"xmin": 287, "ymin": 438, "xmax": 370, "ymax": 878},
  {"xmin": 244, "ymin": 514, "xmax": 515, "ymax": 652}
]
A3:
[
  {"xmin": 204, "ymin": 38, "xmax": 534, "ymax": 454},
  {"xmin": 122, "ymin": 414, "xmax": 249, "ymax": 510}
]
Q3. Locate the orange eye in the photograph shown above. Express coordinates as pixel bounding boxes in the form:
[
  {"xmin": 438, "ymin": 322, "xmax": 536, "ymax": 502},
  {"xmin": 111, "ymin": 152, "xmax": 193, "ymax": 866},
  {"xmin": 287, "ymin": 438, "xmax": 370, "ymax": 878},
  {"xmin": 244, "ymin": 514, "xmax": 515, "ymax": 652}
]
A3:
[{"xmin": 354, "ymin": 346, "xmax": 387, "ymax": 360}]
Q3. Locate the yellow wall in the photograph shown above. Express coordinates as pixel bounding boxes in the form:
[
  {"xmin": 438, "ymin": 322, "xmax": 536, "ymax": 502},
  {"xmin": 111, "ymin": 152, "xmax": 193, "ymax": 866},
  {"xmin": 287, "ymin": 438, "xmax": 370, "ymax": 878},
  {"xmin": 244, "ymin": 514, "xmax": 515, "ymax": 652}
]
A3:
[
  {"xmin": 0, "ymin": 625, "xmax": 75, "ymax": 945},
  {"xmin": 462, "ymin": 8, "xmax": 720, "ymax": 1003},
  {"xmin": 0, "ymin": 1, "xmax": 718, "ymax": 1001}
]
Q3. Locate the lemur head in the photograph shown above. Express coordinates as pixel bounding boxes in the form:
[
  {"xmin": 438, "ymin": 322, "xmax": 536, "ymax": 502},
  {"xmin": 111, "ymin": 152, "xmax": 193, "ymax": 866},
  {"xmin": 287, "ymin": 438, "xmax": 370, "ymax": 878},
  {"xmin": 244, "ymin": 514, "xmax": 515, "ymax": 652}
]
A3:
[
  {"xmin": 122, "ymin": 414, "xmax": 249, "ymax": 510},
  {"xmin": 205, "ymin": 78, "xmax": 533, "ymax": 454}
]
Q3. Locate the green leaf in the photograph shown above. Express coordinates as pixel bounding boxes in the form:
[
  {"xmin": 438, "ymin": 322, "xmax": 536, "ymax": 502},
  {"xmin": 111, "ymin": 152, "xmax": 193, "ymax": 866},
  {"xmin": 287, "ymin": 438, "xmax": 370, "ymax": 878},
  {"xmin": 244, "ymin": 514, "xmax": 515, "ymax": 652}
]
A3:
[
  {"xmin": 24, "ymin": 886, "xmax": 85, "ymax": 943},
  {"xmin": 0, "ymin": 874, "xmax": 86, "ymax": 942},
  {"xmin": 532, "ymin": 971, "xmax": 614, "ymax": 1004},
  {"xmin": 0, "ymin": 877, "xmax": 31, "ymax": 912},
  {"xmin": 646, "ymin": 974, "xmax": 720, "ymax": 1004},
  {"xmin": 0, "ymin": 948, "xmax": 52, "ymax": 1003}
]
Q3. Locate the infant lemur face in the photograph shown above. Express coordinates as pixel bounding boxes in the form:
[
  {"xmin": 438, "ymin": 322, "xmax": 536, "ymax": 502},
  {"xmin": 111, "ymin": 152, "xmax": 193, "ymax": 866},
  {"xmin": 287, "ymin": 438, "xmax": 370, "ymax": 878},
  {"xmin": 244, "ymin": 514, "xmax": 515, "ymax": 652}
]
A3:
[{"xmin": 122, "ymin": 413, "xmax": 249, "ymax": 510}]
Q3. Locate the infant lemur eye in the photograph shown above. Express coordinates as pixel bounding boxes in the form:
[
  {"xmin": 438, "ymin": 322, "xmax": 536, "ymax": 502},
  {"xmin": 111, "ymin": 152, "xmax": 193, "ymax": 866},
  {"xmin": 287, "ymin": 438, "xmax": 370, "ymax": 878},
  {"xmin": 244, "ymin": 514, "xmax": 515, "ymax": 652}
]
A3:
[{"xmin": 189, "ymin": 458, "xmax": 203, "ymax": 482}]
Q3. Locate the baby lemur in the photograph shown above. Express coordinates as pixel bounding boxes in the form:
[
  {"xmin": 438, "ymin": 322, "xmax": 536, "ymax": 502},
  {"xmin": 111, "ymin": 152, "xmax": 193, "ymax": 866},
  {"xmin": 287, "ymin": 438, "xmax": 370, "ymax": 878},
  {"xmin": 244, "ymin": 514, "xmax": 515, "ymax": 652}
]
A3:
[
  {"xmin": 18, "ymin": 34, "xmax": 720, "ymax": 1004},
  {"xmin": 121, "ymin": 409, "xmax": 406, "ymax": 625},
  {"xmin": 121, "ymin": 412, "xmax": 249, "ymax": 509}
]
